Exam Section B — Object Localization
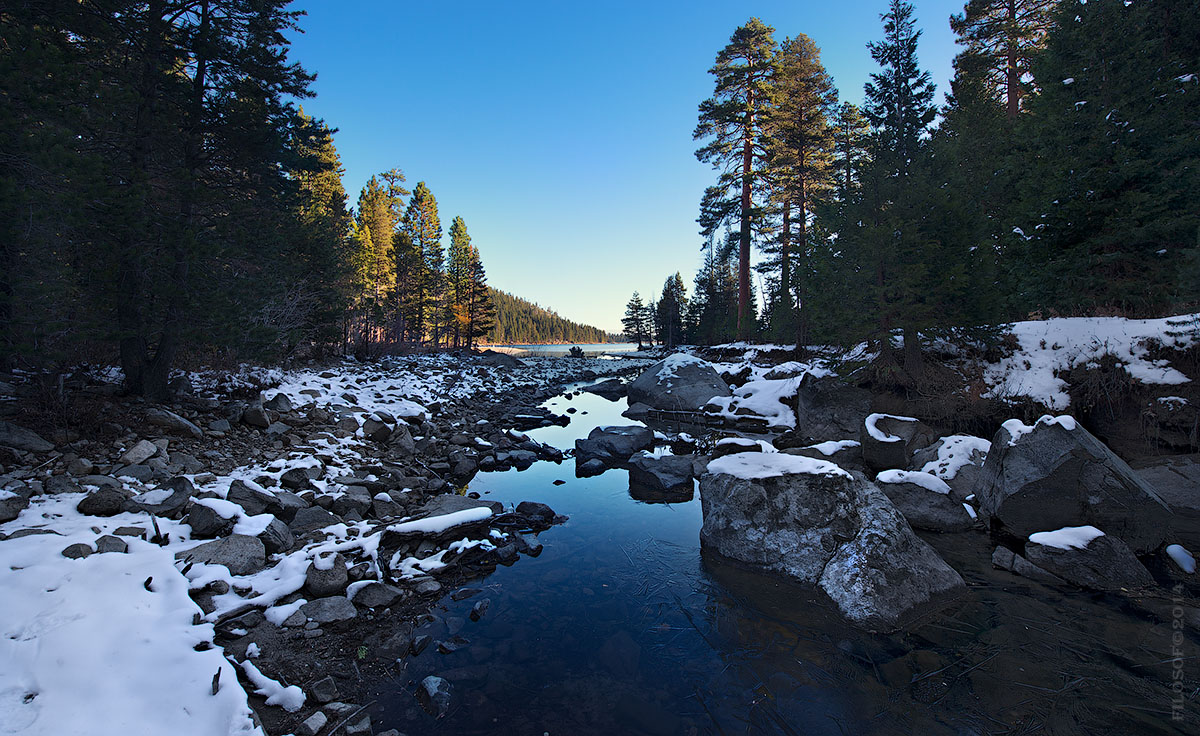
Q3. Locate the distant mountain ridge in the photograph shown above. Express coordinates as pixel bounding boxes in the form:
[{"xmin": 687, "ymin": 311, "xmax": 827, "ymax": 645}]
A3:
[{"xmin": 485, "ymin": 288, "xmax": 615, "ymax": 344}]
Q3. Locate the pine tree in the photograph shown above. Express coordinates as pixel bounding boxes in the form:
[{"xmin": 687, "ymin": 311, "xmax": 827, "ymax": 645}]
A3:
[
  {"xmin": 622, "ymin": 292, "xmax": 651, "ymax": 348},
  {"xmin": 402, "ymin": 182, "xmax": 443, "ymax": 343},
  {"xmin": 950, "ymin": 0, "xmax": 1058, "ymax": 118},
  {"xmin": 830, "ymin": 102, "xmax": 872, "ymax": 200},
  {"xmin": 445, "ymin": 216, "xmax": 473, "ymax": 348},
  {"xmin": 763, "ymin": 33, "xmax": 837, "ymax": 351},
  {"xmin": 694, "ymin": 18, "xmax": 778, "ymax": 340},
  {"xmin": 656, "ymin": 274, "xmax": 688, "ymax": 348},
  {"xmin": 465, "ymin": 247, "xmax": 496, "ymax": 348}
]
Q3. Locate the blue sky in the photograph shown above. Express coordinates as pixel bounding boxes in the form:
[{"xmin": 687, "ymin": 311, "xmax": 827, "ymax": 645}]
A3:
[{"xmin": 287, "ymin": 0, "xmax": 966, "ymax": 333}]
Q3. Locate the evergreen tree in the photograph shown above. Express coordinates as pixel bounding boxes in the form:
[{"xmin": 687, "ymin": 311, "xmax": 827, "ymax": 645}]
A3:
[
  {"xmin": 445, "ymin": 216, "xmax": 473, "ymax": 348},
  {"xmin": 465, "ymin": 247, "xmax": 496, "ymax": 348},
  {"xmin": 355, "ymin": 170, "xmax": 408, "ymax": 344},
  {"xmin": 950, "ymin": 0, "xmax": 1058, "ymax": 118},
  {"xmin": 402, "ymin": 182, "xmax": 443, "ymax": 343},
  {"xmin": 830, "ymin": 102, "xmax": 872, "ymax": 199},
  {"xmin": 656, "ymin": 274, "xmax": 689, "ymax": 348},
  {"xmin": 694, "ymin": 18, "xmax": 779, "ymax": 339},
  {"xmin": 622, "ymin": 292, "xmax": 652, "ymax": 348}
]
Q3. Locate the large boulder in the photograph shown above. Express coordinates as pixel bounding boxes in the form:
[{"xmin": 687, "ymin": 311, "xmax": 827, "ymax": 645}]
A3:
[
  {"xmin": 627, "ymin": 354, "xmax": 730, "ymax": 411},
  {"xmin": 1024, "ymin": 526, "xmax": 1154, "ymax": 591},
  {"xmin": 860, "ymin": 413, "xmax": 937, "ymax": 472},
  {"xmin": 145, "ymin": 407, "xmax": 203, "ymax": 439},
  {"xmin": 476, "ymin": 350, "xmax": 524, "ymax": 369},
  {"xmin": 628, "ymin": 451, "xmax": 695, "ymax": 491},
  {"xmin": 699, "ymin": 453, "xmax": 964, "ymax": 631},
  {"xmin": 792, "ymin": 374, "xmax": 872, "ymax": 444},
  {"xmin": 909, "ymin": 434, "xmax": 991, "ymax": 503},
  {"xmin": 176, "ymin": 535, "xmax": 266, "ymax": 576},
  {"xmin": 227, "ymin": 479, "xmax": 284, "ymax": 518},
  {"xmin": 128, "ymin": 477, "xmax": 195, "ymax": 518},
  {"xmin": 977, "ymin": 416, "xmax": 1172, "ymax": 553},
  {"xmin": 0, "ymin": 420, "xmax": 54, "ymax": 453},
  {"xmin": 574, "ymin": 425, "xmax": 654, "ymax": 465},
  {"xmin": 0, "ymin": 487, "xmax": 30, "ymax": 523},
  {"xmin": 875, "ymin": 470, "xmax": 975, "ymax": 532},
  {"xmin": 1132, "ymin": 455, "xmax": 1200, "ymax": 551}
]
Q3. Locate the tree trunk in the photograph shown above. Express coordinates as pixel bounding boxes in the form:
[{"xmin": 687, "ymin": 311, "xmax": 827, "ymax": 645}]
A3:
[
  {"xmin": 795, "ymin": 151, "xmax": 809, "ymax": 359},
  {"xmin": 1006, "ymin": 0, "xmax": 1020, "ymax": 118},
  {"xmin": 738, "ymin": 97, "xmax": 754, "ymax": 339},
  {"xmin": 903, "ymin": 324, "xmax": 924, "ymax": 380}
]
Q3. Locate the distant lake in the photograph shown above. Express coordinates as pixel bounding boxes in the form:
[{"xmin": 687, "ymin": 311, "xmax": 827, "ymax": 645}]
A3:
[{"xmin": 485, "ymin": 342, "xmax": 640, "ymax": 357}]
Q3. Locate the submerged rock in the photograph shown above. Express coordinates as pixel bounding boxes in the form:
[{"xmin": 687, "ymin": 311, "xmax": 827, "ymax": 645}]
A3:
[
  {"xmin": 628, "ymin": 451, "xmax": 694, "ymax": 490},
  {"xmin": 977, "ymin": 416, "xmax": 1172, "ymax": 553},
  {"xmin": 419, "ymin": 675, "xmax": 452, "ymax": 717},
  {"xmin": 574, "ymin": 425, "xmax": 654, "ymax": 465}
]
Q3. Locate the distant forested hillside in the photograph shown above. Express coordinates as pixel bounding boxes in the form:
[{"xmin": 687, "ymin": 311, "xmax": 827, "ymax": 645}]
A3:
[{"xmin": 486, "ymin": 289, "xmax": 610, "ymax": 344}]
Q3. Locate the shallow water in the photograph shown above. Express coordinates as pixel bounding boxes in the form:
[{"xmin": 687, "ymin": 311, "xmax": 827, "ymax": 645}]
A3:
[{"xmin": 368, "ymin": 389, "xmax": 1200, "ymax": 735}]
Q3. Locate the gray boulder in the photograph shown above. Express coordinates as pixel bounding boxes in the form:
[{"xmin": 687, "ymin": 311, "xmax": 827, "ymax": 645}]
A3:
[
  {"xmin": 477, "ymin": 350, "xmax": 524, "ymax": 368},
  {"xmin": 699, "ymin": 453, "xmax": 964, "ymax": 631},
  {"xmin": 257, "ymin": 517, "xmax": 294, "ymax": 554},
  {"xmin": 875, "ymin": 471, "xmax": 975, "ymax": 532},
  {"xmin": 0, "ymin": 420, "xmax": 54, "ymax": 453},
  {"xmin": 574, "ymin": 425, "xmax": 654, "ymax": 465},
  {"xmin": 628, "ymin": 451, "xmax": 695, "ymax": 490},
  {"xmin": 242, "ymin": 404, "xmax": 270, "ymax": 429},
  {"xmin": 419, "ymin": 494, "xmax": 503, "ymax": 516},
  {"xmin": 128, "ymin": 477, "xmax": 195, "ymax": 518},
  {"xmin": 351, "ymin": 581, "xmax": 405, "ymax": 608},
  {"xmin": 263, "ymin": 393, "xmax": 292, "ymax": 412},
  {"xmin": 118, "ymin": 439, "xmax": 159, "ymax": 466},
  {"xmin": 627, "ymin": 354, "xmax": 731, "ymax": 411},
  {"xmin": 909, "ymin": 434, "xmax": 991, "ymax": 503},
  {"xmin": 1024, "ymin": 527, "xmax": 1154, "ymax": 591},
  {"xmin": 300, "ymin": 596, "xmax": 357, "ymax": 624},
  {"xmin": 145, "ymin": 408, "xmax": 202, "ymax": 439},
  {"xmin": 186, "ymin": 501, "xmax": 235, "ymax": 538},
  {"xmin": 176, "ymin": 535, "xmax": 266, "ymax": 576},
  {"xmin": 362, "ymin": 417, "xmax": 392, "ymax": 443},
  {"xmin": 977, "ymin": 417, "xmax": 1172, "ymax": 553},
  {"xmin": 77, "ymin": 488, "xmax": 128, "ymax": 517},
  {"xmin": 1133, "ymin": 454, "xmax": 1200, "ymax": 551},
  {"xmin": 289, "ymin": 505, "xmax": 341, "ymax": 534},
  {"xmin": 306, "ymin": 553, "xmax": 349, "ymax": 597},
  {"xmin": 0, "ymin": 489, "xmax": 30, "ymax": 523},
  {"xmin": 227, "ymin": 480, "xmax": 283, "ymax": 518},
  {"xmin": 860, "ymin": 414, "xmax": 937, "ymax": 472},
  {"xmin": 792, "ymin": 375, "xmax": 872, "ymax": 443}
]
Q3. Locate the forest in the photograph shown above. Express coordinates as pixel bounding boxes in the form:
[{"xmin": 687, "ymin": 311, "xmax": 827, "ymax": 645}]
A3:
[
  {"xmin": 485, "ymin": 289, "xmax": 614, "ymax": 345},
  {"xmin": 626, "ymin": 0, "xmax": 1199, "ymax": 370}
]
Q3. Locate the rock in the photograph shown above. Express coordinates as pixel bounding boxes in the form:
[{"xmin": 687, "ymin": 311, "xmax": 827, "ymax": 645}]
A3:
[
  {"xmin": 469, "ymin": 598, "xmax": 490, "ymax": 621},
  {"xmin": 227, "ymin": 480, "xmax": 284, "ymax": 518},
  {"xmin": 413, "ymin": 579, "xmax": 442, "ymax": 595},
  {"xmin": 62, "ymin": 543, "xmax": 92, "ymax": 559},
  {"xmin": 145, "ymin": 407, "xmax": 203, "ymax": 439},
  {"xmin": 176, "ymin": 535, "xmax": 266, "ymax": 576},
  {"xmin": 300, "ymin": 596, "xmax": 358, "ymax": 624},
  {"xmin": 113, "ymin": 464, "xmax": 154, "ymax": 483},
  {"xmin": 419, "ymin": 675, "xmax": 452, "ymax": 717},
  {"xmin": 582, "ymin": 378, "xmax": 626, "ymax": 401},
  {"xmin": 77, "ymin": 488, "xmax": 128, "ymax": 517},
  {"xmin": 351, "ymin": 581, "xmax": 405, "ymax": 608},
  {"xmin": 243, "ymin": 405, "xmax": 270, "ymax": 429},
  {"xmin": 362, "ymin": 417, "xmax": 392, "ymax": 443},
  {"xmin": 1133, "ymin": 454, "xmax": 1200, "ymax": 551},
  {"xmin": 419, "ymin": 494, "xmax": 503, "ymax": 517},
  {"xmin": 310, "ymin": 675, "xmax": 338, "ymax": 704},
  {"xmin": 45, "ymin": 475, "xmax": 82, "ymax": 494},
  {"xmin": 0, "ymin": 420, "xmax": 54, "ymax": 452},
  {"xmin": 289, "ymin": 506, "xmax": 341, "ymax": 534},
  {"xmin": 0, "ymin": 492, "xmax": 30, "ymax": 523},
  {"xmin": 186, "ymin": 501, "xmax": 235, "ymax": 538},
  {"xmin": 265, "ymin": 421, "xmax": 291, "ymax": 436},
  {"xmin": 344, "ymin": 714, "xmax": 372, "ymax": 736},
  {"xmin": 875, "ymin": 471, "xmax": 975, "ymax": 532},
  {"xmin": 991, "ymin": 546, "xmax": 1064, "ymax": 584},
  {"xmin": 818, "ymin": 483, "xmax": 967, "ymax": 631},
  {"xmin": 978, "ymin": 416, "xmax": 1172, "ymax": 553},
  {"xmin": 909, "ymin": 435, "xmax": 991, "ymax": 503},
  {"xmin": 298, "ymin": 711, "xmax": 327, "ymax": 736},
  {"xmin": 280, "ymin": 467, "xmax": 311, "ymax": 490},
  {"xmin": 119, "ymin": 439, "xmax": 159, "ymax": 466},
  {"xmin": 627, "ymin": 354, "xmax": 731, "ymax": 411},
  {"xmin": 515, "ymin": 500, "xmax": 556, "ymax": 522},
  {"xmin": 792, "ymin": 375, "xmax": 872, "ymax": 444},
  {"xmin": 476, "ymin": 349, "xmax": 524, "ymax": 368},
  {"xmin": 95, "ymin": 534, "xmax": 128, "ymax": 554},
  {"xmin": 208, "ymin": 418, "xmax": 231, "ymax": 433},
  {"xmin": 860, "ymin": 414, "xmax": 936, "ymax": 472},
  {"xmin": 67, "ymin": 457, "xmax": 95, "ymax": 476},
  {"xmin": 574, "ymin": 425, "xmax": 654, "ymax": 465},
  {"xmin": 628, "ymin": 452, "xmax": 695, "ymax": 490},
  {"xmin": 514, "ymin": 533, "xmax": 542, "ymax": 556},
  {"xmin": 258, "ymin": 518, "xmax": 294, "ymax": 554},
  {"xmin": 81, "ymin": 474, "xmax": 121, "ymax": 488},
  {"xmin": 700, "ymin": 454, "xmax": 964, "ymax": 631},
  {"xmin": 331, "ymin": 486, "xmax": 372, "ymax": 518},
  {"xmin": 263, "ymin": 393, "xmax": 292, "ymax": 413},
  {"xmin": 1024, "ymin": 527, "xmax": 1154, "ymax": 591},
  {"xmin": 306, "ymin": 554, "xmax": 349, "ymax": 597},
  {"xmin": 129, "ymin": 477, "xmax": 194, "ymax": 518},
  {"xmin": 576, "ymin": 458, "xmax": 607, "ymax": 477},
  {"xmin": 388, "ymin": 423, "xmax": 416, "ymax": 455}
]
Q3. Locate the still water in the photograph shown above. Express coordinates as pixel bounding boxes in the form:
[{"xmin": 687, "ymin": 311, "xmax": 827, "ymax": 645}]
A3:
[
  {"xmin": 484, "ymin": 343, "xmax": 641, "ymax": 357},
  {"xmin": 369, "ymin": 388, "xmax": 1197, "ymax": 735}
]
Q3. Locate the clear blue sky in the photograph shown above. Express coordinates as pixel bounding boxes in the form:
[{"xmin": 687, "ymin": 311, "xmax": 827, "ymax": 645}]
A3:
[{"xmin": 286, "ymin": 0, "xmax": 965, "ymax": 334}]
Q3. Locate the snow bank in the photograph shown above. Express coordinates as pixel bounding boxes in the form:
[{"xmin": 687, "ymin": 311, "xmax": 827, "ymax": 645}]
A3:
[
  {"xmin": 1028, "ymin": 525, "xmax": 1105, "ymax": 550},
  {"xmin": 385, "ymin": 507, "xmax": 492, "ymax": 535},
  {"xmin": 984, "ymin": 315, "xmax": 1197, "ymax": 409},
  {"xmin": 707, "ymin": 452, "xmax": 850, "ymax": 480},
  {"xmin": 876, "ymin": 470, "xmax": 952, "ymax": 495}
]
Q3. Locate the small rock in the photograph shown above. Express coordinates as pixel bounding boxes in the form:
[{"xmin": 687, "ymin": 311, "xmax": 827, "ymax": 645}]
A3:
[
  {"xmin": 45, "ymin": 475, "xmax": 82, "ymax": 494},
  {"xmin": 300, "ymin": 596, "xmax": 357, "ymax": 625},
  {"xmin": 145, "ymin": 407, "xmax": 203, "ymax": 439},
  {"xmin": 298, "ymin": 710, "xmax": 327, "ymax": 736},
  {"xmin": 67, "ymin": 457, "xmax": 95, "ymax": 476},
  {"xmin": 175, "ymin": 535, "xmax": 266, "ymax": 576},
  {"xmin": 306, "ymin": 554, "xmax": 349, "ymax": 597},
  {"xmin": 470, "ymin": 598, "xmax": 490, "ymax": 621},
  {"xmin": 310, "ymin": 675, "xmax": 338, "ymax": 704},
  {"xmin": 186, "ymin": 502, "xmax": 235, "ymax": 539},
  {"xmin": 413, "ymin": 579, "xmax": 442, "ymax": 596},
  {"xmin": 344, "ymin": 714, "xmax": 372, "ymax": 736},
  {"xmin": 62, "ymin": 543, "xmax": 93, "ymax": 559},
  {"xmin": 263, "ymin": 393, "xmax": 293, "ymax": 412},
  {"xmin": 257, "ymin": 517, "xmax": 295, "ymax": 554},
  {"xmin": 515, "ymin": 500, "xmax": 556, "ymax": 522},
  {"xmin": 119, "ymin": 439, "xmax": 159, "ymax": 466},
  {"xmin": 351, "ymin": 581, "xmax": 405, "ymax": 608},
  {"xmin": 419, "ymin": 675, "xmax": 452, "ymax": 717},
  {"xmin": 95, "ymin": 535, "xmax": 128, "ymax": 554},
  {"xmin": 76, "ymin": 488, "xmax": 128, "ymax": 517}
]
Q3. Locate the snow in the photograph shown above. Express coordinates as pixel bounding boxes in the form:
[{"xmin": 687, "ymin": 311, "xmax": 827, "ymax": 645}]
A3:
[
  {"xmin": 0, "ymin": 496, "xmax": 262, "ymax": 736},
  {"xmin": 876, "ymin": 470, "xmax": 952, "ymax": 495},
  {"xmin": 244, "ymin": 643, "xmax": 261, "ymax": 658},
  {"xmin": 918, "ymin": 435, "xmax": 991, "ymax": 480},
  {"xmin": 239, "ymin": 660, "xmax": 304, "ymax": 712},
  {"xmin": 1001, "ymin": 415, "xmax": 1078, "ymax": 446},
  {"xmin": 984, "ymin": 315, "xmax": 1196, "ymax": 409},
  {"xmin": 1157, "ymin": 396, "xmax": 1188, "ymax": 407},
  {"xmin": 963, "ymin": 503, "xmax": 978, "ymax": 520},
  {"xmin": 1028, "ymin": 525, "xmax": 1105, "ymax": 550},
  {"xmin": 1166, "ymin": 544, "xmax": 1196, "ymax": 574},
  {"xmin": 263, "ymin": 598, "xmax": 306, "ymax": 626},
  {"xmin": 805, "ymin": 439, "xmax": 860, "ymax": 456},
  {"xmin": 656, "ymin": 353, "xmax": 709, "ymax": 382},
  {"xmin": 865, "ymin": 413, "xmax": 917, "ymax": 443},
  {"xmin": 705, "ymin": 376, "xmax": 804, "ymax": 429},
  {"xmin": 385, "ymin": 507, "xmax": 493, "ymax": 535},
  {"xmin": 707, "ymin": 452, "xmax": 850, "ymax": 480}
]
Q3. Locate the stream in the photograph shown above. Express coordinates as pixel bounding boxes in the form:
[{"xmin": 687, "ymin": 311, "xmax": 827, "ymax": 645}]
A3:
[{"xmin": 367, "ymin": 385, "xmax": 1195, "ymax": 735}]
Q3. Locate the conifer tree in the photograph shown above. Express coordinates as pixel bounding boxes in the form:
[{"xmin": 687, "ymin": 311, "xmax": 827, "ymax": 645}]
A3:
[
  {"xmin": 465, "ymin": 247, "xmax": 496, "ymax": 347},
  {"xmin": 656, "ymin": 274, "xmax": 689, "ymax": 348},
  {"xmin": 830, "ymin": 103, "xmax": 872, "ymax": 199},
  {"xmin": 445, "ymin": 216, "xmax": 473, "ymax": 348},
  {"xmin": 950, "ymin": 0, "xmax": 1058, "ymax": 118},
  {"xmin": 622, "ymin": 292, "xmax": 652, "ymax": 348},
  {"xmin": 402, "ymin": 182, "xmax": 443, "ymax": 343},
  {"xmin": 694, "ymin": 18, "xmax": 779, "ymax": 339}
]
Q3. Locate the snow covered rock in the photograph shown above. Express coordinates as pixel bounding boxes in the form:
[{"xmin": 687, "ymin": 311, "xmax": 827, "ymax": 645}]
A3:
[
  {"xmin": 1024, "ymin": 526, "xmax": 1154, "ymax": 590},
  {"xmin": 186, "ymin": 499, "xmax": 236, "ymax": 538},
  {"xmin": 144, "ymin": 407, "xmax": 203, "ymax": 439},
  {"xmin": 978, "ymin": 416, "xmax": 1172, "ymax": 553},
  {"xmin": 875, "ymin": 470, "xmax": 975, "ymax": 532},
  {"xmin": 305, "ymin": 553, "xmax": 349, "ymax": 597},
  {"xmin": 705, "ymin": 376, "xmax": 802, "ymax": 429},
  {"xmin": 476, "ymin": 349, "xmax": 524, "ymax": 368},
  {"xmin": 0, "ymin": 420, "xmax": 55, "ymax": 452},
  {"xmin": 909, "ymin": 434, "xmax": 991, "ymax": 502},
  {"xmin": 128, "ymin": 477, "xmax": 194, "ymax": 518},
  {"xmin": 860, "ymin": 414, "xmax": 936, "ymax": 472},
  {"xmin": 628, "ymin": 451, "xmax": 695, "ymax": 491},
  {"xmin": 818, "ymin": 482, "xmax": 966, "ymax": 631},
  {"xmin": 699, "ymin": 453, "xmax": 964, "ymax": 630},
  {"xmin": 792, "ymin": 374, "xmax": 872, "ymax": 444},
  {"xmin": 0, "ymin": 487, "xmax": 31, "ymax": 523},
  {"xmin": 574, "ymin": 425, "xmax": 654, "ymax": 465},
  {"xmin": 783, "ymin": 439, "xmax": 863, "ymax": 470},
  {"xmin": 627, "ymin": 354, "xmax": 730, "ymax": 411},
  {"xmin": 176, "ymin": 534, "xmax": 266, "ymax": 576},
  {"xmin": 227, "ymin": 479, "xmax": 284, "ymax": 518}
]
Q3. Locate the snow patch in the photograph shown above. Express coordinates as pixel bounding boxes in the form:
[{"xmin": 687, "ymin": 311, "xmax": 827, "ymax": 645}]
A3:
[
  {"xmin": 865, "ymin": 413, "xmax": 917, "ymax": 443},
  {"xmin": 876, "ymin": 470, "xmax": 952, "ymax": 495},
  {"xmin": 1167, "ymin": 544, "xmax": 1196, "ymax": 574},
  {"xmin": 707, "ymin": 452, "xmax": 850, "ymax": 480},
  {"xmin": 1028, "ymin": 525, "xmax": 1104, "ymax": 550},
  {"xmin": 1001, "ymin": 415, "xmax": 1077, "ymax": 446}
]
